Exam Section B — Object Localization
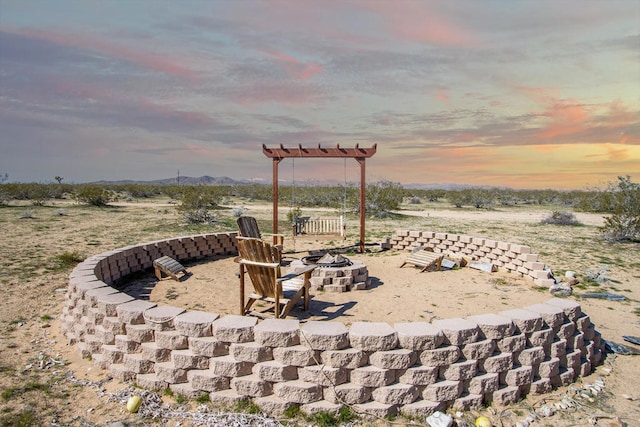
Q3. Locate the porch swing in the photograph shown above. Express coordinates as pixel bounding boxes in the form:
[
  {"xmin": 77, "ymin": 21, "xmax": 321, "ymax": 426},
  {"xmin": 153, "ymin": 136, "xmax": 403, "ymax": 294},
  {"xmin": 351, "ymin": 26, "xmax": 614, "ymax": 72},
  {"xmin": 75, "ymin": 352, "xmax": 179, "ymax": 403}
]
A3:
[{"xmin": 291, "ymin": 157, "xmax": 348, "ymax": 240}]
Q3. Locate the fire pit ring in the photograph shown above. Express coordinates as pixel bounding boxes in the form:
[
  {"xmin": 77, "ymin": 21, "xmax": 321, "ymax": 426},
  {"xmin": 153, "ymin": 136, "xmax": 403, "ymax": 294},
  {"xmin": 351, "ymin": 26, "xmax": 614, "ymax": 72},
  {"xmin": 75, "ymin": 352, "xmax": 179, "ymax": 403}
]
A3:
[{"xmin": 301, "ymin": 253, "xmax": 352, "ymax": 268}]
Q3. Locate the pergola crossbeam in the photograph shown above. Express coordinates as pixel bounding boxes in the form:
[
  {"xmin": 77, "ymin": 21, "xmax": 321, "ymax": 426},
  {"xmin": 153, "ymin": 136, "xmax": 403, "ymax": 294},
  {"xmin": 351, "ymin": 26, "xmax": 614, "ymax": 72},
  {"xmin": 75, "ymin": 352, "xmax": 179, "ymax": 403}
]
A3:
[{"xmin": 262, "ymin": 144, "xmax": 377, "ymax": 253}]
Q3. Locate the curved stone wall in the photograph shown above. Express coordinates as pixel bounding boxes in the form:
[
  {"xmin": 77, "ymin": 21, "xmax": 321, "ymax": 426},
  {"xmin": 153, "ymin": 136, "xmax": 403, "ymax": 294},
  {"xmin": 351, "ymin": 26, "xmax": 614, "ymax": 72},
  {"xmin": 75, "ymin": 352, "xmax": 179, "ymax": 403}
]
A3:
[{"xmin": 60, "ymin": 232, "xmax": 604, "ymax": 418}]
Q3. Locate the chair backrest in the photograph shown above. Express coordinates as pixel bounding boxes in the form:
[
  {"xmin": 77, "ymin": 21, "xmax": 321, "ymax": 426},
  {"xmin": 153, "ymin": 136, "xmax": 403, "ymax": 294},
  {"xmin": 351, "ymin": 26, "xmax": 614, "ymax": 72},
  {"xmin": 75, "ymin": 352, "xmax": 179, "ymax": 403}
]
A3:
[
  {"xmin": 237, "ymin": 216, "xmax": 262, "ymax": 239},
  {"xmin": 237, "ymin": 237, "xmax": 280, "ymax": 299}
]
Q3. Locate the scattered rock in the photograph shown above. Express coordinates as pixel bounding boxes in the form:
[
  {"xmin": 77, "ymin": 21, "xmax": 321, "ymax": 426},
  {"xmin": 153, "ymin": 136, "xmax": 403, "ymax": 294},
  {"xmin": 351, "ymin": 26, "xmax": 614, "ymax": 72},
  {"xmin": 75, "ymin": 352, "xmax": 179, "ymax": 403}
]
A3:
[
  {"xmin": 549, "ymin": 284, "xmax": 572, "ymax": 297},
  {"xmin": 426, "ymin": 411, "xmax": 453, "ymax": 427},
  {"xmin": 565, "ymin": 270, "xmax": 576, "ymax": 278}
]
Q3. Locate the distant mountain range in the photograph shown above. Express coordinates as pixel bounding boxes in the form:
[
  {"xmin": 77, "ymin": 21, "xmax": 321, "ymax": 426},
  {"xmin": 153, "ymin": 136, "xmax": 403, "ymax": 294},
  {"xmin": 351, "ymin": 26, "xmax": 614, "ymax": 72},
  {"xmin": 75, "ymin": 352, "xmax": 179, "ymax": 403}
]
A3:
[{"xmin": 91, "ymin": 175, "xmax": 474, "ymax": 190}]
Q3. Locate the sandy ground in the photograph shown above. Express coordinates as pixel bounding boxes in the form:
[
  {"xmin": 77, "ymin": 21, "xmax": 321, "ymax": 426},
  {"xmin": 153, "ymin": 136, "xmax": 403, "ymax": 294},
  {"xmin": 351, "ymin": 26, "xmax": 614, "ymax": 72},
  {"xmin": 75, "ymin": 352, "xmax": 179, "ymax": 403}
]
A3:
[{"xmin": 1, "ymin": 199, "xmax": 639, "ymax": 426}]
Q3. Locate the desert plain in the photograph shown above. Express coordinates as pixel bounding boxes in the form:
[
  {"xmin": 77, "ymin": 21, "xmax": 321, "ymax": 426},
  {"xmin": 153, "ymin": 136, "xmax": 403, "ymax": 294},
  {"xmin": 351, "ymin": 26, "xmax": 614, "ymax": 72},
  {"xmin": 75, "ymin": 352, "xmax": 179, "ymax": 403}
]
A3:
[{"xmin": 0, "ymin": 196, "xmax": 638, "ymax": 426}]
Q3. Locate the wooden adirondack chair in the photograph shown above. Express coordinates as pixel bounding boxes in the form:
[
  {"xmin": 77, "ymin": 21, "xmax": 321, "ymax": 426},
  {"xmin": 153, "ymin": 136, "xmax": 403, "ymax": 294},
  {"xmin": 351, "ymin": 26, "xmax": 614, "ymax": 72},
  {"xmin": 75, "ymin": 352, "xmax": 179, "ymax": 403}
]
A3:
[
  {"xmin": 237, "ymin": 216, "xmax": 284, "ymax": 260},
  {"xmin": 237, "ymin": 237, "xmax": 315, "ymax": 318}
]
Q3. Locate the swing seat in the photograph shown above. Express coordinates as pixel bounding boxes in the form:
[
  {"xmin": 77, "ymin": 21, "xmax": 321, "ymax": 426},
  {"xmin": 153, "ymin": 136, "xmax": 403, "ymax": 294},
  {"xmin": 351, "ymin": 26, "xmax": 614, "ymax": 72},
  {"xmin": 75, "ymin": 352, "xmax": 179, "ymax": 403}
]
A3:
[
  {"xmin": 293, "ymin": 216, "xmax": 345, "ymax": 238},
  {"xmin": 237, "ymin": 216, "xmax": 284, "ymax": 260}
]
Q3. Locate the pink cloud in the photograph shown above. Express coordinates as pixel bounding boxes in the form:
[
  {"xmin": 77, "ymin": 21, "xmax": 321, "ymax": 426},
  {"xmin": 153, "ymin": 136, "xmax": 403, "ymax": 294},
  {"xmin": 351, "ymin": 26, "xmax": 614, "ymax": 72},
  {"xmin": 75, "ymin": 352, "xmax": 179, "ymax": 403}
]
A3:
[
  {"xmin": 357, "ymin": 1, "xmax": 478, "ymax": 46},
  {"xmin": 8, "ymin": 28, "xmax": 196, "ymax": 79},
  {"xmin": 264, "ymin": 51, "xmax": 324, "ymax": 80},
  {"xmin": 435, "ymin": 89, "xmax": 449, "ymax": 103}
]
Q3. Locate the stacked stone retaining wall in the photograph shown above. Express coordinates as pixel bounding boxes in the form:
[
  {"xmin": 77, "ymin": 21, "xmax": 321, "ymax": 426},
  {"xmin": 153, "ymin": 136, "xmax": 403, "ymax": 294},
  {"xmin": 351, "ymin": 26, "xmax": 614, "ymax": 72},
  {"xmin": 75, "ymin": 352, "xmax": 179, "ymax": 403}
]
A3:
[
  {"xmin": 390, "ymin": 230, "xmax": 556, "ymax": 287},
  {"xmin": 60, "ymin": 232, "xmax": 604, "ymax": 418}
]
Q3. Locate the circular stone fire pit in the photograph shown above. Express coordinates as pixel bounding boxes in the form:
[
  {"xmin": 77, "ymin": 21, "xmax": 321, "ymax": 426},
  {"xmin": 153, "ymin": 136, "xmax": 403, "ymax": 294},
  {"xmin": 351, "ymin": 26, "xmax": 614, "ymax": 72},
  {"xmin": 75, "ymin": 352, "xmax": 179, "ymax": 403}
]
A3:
[{"xmin": 289, "ymin": 253, "xmax": 368, "ymax": 292}]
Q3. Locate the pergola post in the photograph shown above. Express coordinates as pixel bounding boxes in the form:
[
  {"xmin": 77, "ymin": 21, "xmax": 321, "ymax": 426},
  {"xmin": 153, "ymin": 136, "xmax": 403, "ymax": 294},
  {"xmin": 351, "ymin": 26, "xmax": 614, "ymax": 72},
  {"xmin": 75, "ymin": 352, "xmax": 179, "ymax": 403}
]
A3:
[{"xmin": 263, "ymin": 144, "xmax": 377, "ymax": 253}]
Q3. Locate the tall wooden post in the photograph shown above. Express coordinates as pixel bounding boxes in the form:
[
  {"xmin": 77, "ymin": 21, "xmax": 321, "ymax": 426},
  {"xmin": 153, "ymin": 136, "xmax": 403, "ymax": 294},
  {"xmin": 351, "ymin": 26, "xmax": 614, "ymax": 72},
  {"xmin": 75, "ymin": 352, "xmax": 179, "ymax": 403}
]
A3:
[{"xmin": 263, "ymin": 144, "xmax": 376, "ymax": 253}]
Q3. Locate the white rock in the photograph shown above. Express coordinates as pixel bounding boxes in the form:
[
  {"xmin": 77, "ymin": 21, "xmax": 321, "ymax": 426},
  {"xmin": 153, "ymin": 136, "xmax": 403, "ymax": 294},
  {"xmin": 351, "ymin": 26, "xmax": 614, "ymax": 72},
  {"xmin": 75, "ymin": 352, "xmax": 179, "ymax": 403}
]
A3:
[
  {"xmin": 426, "ymin": 411, "xmax": 453, "ymax": 427},
  {"xmin": 565, "ymin": 271, "xmax": 576, "ymax": 278}
]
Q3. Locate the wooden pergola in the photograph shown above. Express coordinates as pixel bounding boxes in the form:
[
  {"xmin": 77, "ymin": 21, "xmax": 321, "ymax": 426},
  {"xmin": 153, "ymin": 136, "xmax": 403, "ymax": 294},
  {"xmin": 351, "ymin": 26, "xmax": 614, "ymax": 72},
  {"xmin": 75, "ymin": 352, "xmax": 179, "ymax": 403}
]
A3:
[{"xmin": 262, "ymin": 143, "xmax": 377, "ymax": 253}]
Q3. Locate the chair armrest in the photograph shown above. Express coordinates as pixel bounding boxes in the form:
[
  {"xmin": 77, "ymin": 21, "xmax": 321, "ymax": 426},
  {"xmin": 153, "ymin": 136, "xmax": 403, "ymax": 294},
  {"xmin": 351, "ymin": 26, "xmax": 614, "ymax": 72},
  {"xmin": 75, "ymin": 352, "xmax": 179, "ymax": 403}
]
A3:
[{"xmin": 277, "ymin": 265, "xmax": 316, "ymax": 282}]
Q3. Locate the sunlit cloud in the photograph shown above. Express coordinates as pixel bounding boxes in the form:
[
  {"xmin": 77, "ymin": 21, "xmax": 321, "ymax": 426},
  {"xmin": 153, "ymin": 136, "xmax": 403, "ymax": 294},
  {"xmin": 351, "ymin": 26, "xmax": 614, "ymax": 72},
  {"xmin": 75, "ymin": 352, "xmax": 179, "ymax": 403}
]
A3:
[{"xmin": 264, "ymin": 51, "xmax": 324, "ymax": 80}]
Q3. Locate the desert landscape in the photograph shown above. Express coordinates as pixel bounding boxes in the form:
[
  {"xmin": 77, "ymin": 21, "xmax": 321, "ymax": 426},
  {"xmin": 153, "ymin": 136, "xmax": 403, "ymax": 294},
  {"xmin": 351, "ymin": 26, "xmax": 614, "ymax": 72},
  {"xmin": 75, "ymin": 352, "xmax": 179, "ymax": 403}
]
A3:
[{"xmin": 1, "ymin": 197, "xmax": 639, "ymax": 426}]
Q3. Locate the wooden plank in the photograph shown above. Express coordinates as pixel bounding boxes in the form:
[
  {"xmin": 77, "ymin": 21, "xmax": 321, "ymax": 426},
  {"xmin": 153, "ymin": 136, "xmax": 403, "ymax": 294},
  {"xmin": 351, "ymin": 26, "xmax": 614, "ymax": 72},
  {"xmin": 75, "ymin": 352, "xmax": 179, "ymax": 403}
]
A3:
[{"xmin": 153, "ymin": 256, "xmax": 188, "ymax": 281}]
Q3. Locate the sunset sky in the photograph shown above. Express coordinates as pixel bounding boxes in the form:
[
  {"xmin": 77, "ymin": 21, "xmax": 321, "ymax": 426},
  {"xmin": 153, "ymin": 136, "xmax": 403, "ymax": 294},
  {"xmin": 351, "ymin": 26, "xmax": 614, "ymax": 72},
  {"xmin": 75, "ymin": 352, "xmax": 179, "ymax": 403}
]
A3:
[{"xmin": 1, "ymin": 1, "xmax": 638, "ymax": 189}]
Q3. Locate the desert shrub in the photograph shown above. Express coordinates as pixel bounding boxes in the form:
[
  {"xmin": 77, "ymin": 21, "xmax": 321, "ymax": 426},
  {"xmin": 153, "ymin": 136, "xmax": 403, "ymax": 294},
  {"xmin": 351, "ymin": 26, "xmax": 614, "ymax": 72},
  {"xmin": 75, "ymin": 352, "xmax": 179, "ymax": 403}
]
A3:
[
  {"xmin": 286, "ymin": 206, "xmax": 302, "ymax": 223},
  {"xmin": 364, "ymin": 180, "xmax": 404, "ymax": 217},
  {"xmin": 20, "ymin": 209, "xmax": 35, "ymax": 219},
  {"xmin": 74, "ymin": 185, "xmax": 114, "ymax": 206},
  {"xmin": 55, "ymin": 250, "xmax": 85, "ymax": 269},
  {"xmin": 601, "ymin": 176, "xmax": 640, "ymax": 242},
  {"xmin": 541, "ymin": 210, "xmax": 582, "ymax": 226},
  {"xmin": 232, "ymin": 206, "xmax": 247, "ymax": 217},
  {"xmin": 408, "ymin": 196, "xmax": 421, "ymax": 204},
  {"xmin": 177, "ymin": 186, "xmax": 218, "ymax": 224}
]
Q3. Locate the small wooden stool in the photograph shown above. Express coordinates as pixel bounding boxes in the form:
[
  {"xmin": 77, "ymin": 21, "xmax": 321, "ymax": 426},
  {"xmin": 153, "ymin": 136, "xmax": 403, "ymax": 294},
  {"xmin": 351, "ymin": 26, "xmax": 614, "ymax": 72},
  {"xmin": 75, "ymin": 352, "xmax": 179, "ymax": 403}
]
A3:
[{"xmin": 153, "ymin": 256, "xmax": 188, "ymax": 281}]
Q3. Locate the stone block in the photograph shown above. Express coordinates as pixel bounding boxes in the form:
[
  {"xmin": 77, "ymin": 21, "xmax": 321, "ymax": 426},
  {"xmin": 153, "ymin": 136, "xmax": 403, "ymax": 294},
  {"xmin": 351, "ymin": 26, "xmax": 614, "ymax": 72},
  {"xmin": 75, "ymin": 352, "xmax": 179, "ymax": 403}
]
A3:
[
  {"xmin": 523, "ymin": 303, "xmax": 566, "ymax": 330},
  {"xmin": 550, "ymin": 339, "xmax": 567, "ymax": 358},
  {"xmin": 253, "ymin": 360, "xmax": 298, "ymax": 382},
  {"xmin": 399, "ymin": 399, "xmax": 444, "ymax": 418},
  {"xmin": 253, "ymin": 395, "xmax": 296, "ymax": 416},
  {"xmin": 108, "ymin": 363, "xmax": 135, "ymax": 382},
  {"xmin": 115, "ymin": 334, "xmax": 140, "ymax": 353},
  {"xmin": 136, "ymin": 373, "xmax": 167, "ymax": 391},
  {"xmin": 432, "ymin": 318, "xmax": 479, "ymax": 345},
  {"xmin": 453, "ymin": 393, "xmax": 483, "ymax": 410},
  {"xmin": 210, "ymin": 355, "xmax": 253, "ymax": 377},
  {"xmin": 273, "ymin": 344, "xmax": 317, "ymax": 366},
  {"xmin": 172, "ymin": 349, "xmax": 210, "ymax": 370},
  {"xmin": 116, "ymin": 300, "xmax": 157, "ymax": 324},
  {"xmin": 496, "ymin": 334, "xmax": 526, "ymax": 353},
  {"xmin": 174, "ymin": 310, "xmax": 219, "ymax": 337},
  {"xmin": 254, "ymin": 318, "xmax": 300, "ymax": 347},
  {"xmin": 300, "ymin": 400, "xmax": 343, "ymax": 416},
  {"xmin": 323, "ymin": 383, "xmax": 372, "ymax": 404},
  {"xmin": 353, "ymin": 401, "xmax": 398, "ymax": 419},
  {"xmin": 231, "ymin": 374, "xmax": 273, "ymax": 397},
  {"xmin": 321, "ymin": 348, "xmax": 367, "ymax": 369},
  {"xmin": 187, "ymin": 369, "xmax": 230, "ymax": 392},
  {"xmin": 102, "ymin": 316, "xmax": 126, "ymax": 335},
  {"xmin": 349, "ymin": 322, "xmax": 398, "ymax": 351},
  {"xmin": 490, "ymin": 386, "xmax": 520, "ymax": 406},
  {"xmin": 575, "ymin": 314, "xmax": 591, "ymax": 332},
  {"xmin": 369, "ymin": 349, "xmax": 416, "ymax": 370},
  {"xmin": 503, "ymin": 366, "xmax": 533, "ymax": 387},
  {"xmin": 298, "ymin": 365, "xmax": 347, "ymax": 386},
  {"xmin": 529, "ymin": 377, "xmax": 552, "ymax": 394},
  {"xmin": 126, "ymin": 324, "xmax": 155, "ymax": 343},
  {"xmin": 154, "ymin": 361, "xmax": 188, "ymax": 384},
  {"xmin": 544, "ymin": 298, "xmax": 582, "ymax": 322},
  {"xmin": 230, "ymin": 342, "xmax": 273, "ymax": 363},
  {"xmin": 155, "ymin": 330, "xmax": 188, "ymax": 350},
  {"xmin": 144, "ymin": 306, "xmax": 186, "ymax": 331},
  {"xmin": 466, "ymin": 314, "xmax": 515, "ymax": 340},
  {"xmin": 169, "ymin": 382, "xmax": 202, "ymax": 399},
  {"xmin": 422, "ymin": 380, "xmax": 462, "ymax": 401},
  {"xmin": 440, "ymin": 359, "xmax": 478, "ymax": 381},
  {"xmin": 95, "ymin": 325, "xmax": 115, "ymax": 345},
  {"xmin": 517, "ymin": 346, "xmax": 545, "ymax": 366},
  {"xmin": 419, "ymin": 345, "xmax": 461, "ymax": 367},
  {"xmin": 141, "ymin": 342, "xmax": 172, "ymax": 363},
  {"xmin": 101, "ymin": 344, "xmax": 124, "ymax": 364},
  {"xmin": 466, "ymin": 372, "xmax": 499, "ymax": 395},
  {"xmin": 372, "ymin": 383, "xmax": 419, "ymax": 404},
  {"xmin": 350, "ymin": 365, "xmax": 395, "ymax": 387},
  {"xmin": 480, "ymin": 352, "xmax": 513, "ymax": 373},
  {"xmin": 209, "ymin": 389, "xmax": 247, "ymax": 407},
  {"xmin": 273, "ymin": 380, "xmax": 322, "ymax": 404},
  {"xmin": 527, "ymin": 328, "xmax": 553, "ymax": 348},
  {"xmin": 498, "ymin": 308, "xmax": 544, "ymax": 334},
  {"xmin": 324, "ymin": 284, "xmax": 347, "ymax": 292},
  {"xmin": 84, "ymin": 286, "xmax": 119, "ymax": 306},
  {"xmin": 394, "ymin": 322, "xmax": 444, "ymax": 350},
  {"xmin": 212, "ymin": 315, "xmax": 257, "ymax": 343},
  {"xmin": 568, "ymin": 331, "xmax": 584, "ymax": 351},
  {"xmin": 536, "ymin": 357, "xmax": 560, "ymax": 378},
  {"xmin": 300, "ymin": 321, "xmax": 349, "ymax": 350},
  {"xmin": 188, "ymin": 336, "xmax": 229, "ymax": 357},
  {"xmin": 398, "ymin": 365, "xmax": 438, "ymax": 386},
  {"xmin": 123, "ymin": 353, "xmax": 155, "ymax": 374},
  {"xmin": 557, "ymin": 322, "xmax": 577, "ymax": 340},
  {"xmin": 461, "ymin": 339, "xmax": 495, "ymax": 360}
]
